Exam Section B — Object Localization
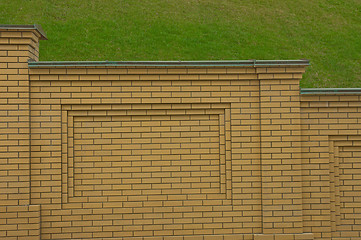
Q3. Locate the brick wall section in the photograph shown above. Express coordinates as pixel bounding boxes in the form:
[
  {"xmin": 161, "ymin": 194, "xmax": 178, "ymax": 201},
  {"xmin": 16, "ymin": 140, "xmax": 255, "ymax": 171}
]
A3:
[
  {"xmin": 27, "ymin": 65, "xmax": 312, "ymax": 240},
  {"xmin": 0, "ymin": 205, "xmax": 40, "ymax": 239},
  {"xmin": 300, "ymin": 94, "xmax": 361, "ymax": 240},
  {"xmin": 0, "ymin": 28, "xmax": 41, "ymax": 239},
  {"xmin": 259, "ymin": 69, "xmax": 304, "ymax": 236}
]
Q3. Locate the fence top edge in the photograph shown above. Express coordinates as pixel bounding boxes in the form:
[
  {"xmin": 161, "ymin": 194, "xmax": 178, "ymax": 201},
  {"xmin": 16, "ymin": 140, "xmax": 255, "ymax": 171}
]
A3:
[{"xmin": 27, "ymin": 60, "xmax": 310, "ymax": 68}]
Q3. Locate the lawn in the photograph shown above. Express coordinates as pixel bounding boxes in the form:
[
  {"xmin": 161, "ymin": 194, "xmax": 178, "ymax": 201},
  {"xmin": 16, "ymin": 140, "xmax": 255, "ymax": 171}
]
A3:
[{"xmin": 1, "ymin": 0, "xmax": 360, "ymax": 87}]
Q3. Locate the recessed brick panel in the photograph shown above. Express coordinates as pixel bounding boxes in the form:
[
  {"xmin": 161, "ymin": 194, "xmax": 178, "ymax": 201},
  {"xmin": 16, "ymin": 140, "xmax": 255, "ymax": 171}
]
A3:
[{"xmin": 73, "ymin": 114, "xmax": 223, "ymax": 198}]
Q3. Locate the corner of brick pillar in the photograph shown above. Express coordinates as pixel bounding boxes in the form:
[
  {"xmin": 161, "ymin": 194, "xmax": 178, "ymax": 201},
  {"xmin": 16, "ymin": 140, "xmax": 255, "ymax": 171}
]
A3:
[
  {"xmin": 0, "ymin": 25, "xmax": 46, "ymax": 240},
  {"xmin": 255, "ymin": 65, "xmax": 314, "ymax": 240}
]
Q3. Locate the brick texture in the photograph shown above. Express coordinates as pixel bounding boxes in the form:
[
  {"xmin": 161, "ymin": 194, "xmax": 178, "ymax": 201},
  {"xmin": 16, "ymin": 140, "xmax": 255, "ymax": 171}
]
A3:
[
  {"xmin": 301, "ymin": 94, "xmax": 361, "ymax": 240},
  {"xmin": 0, "ymin": 28, "xmax": 41, "ymax": 239},
  {"xmin": 1, "ymin": 26, "xmax": 361, "ymax": 240}
]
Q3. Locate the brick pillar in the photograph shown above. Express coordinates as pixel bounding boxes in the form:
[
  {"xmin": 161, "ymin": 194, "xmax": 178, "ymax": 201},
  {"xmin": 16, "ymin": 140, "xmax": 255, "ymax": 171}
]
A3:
[
  {"xmin": 255, "ymin": 66, "xmax": 314, "ymax": 240},
  {"xmin": 0, "ymin": 25, "xmax": 46, "ymax": 240}
]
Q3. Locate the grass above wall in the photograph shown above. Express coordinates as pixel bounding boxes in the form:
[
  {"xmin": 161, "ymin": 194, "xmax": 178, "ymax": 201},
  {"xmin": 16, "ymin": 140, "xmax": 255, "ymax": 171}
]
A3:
[{"xmin": 1, "ymin": 0, "xmax": 360, "ymax": 87}]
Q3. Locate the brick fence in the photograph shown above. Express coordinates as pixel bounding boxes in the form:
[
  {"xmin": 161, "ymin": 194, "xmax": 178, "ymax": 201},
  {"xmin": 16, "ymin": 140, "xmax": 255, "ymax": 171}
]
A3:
[{"xmin": 1, "ymin": 25, "xmax": 360, "ymax": 240}]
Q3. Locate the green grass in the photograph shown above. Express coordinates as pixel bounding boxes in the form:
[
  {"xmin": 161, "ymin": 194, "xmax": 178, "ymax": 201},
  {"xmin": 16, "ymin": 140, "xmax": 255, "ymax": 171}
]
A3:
[{"xmin": 1, "ymin": 0, "xmax": 360, "ymax": 87}]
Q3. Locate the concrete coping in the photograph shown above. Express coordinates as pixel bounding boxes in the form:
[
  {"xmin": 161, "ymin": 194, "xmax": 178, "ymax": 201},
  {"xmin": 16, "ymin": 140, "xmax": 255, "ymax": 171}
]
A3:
[
  {"xmin": 301, "ymin": 88, "xmax": 361, "ymax": 94},
  {"xmin": 28, "ymin": 59, "xmax": 310, "ymax": 68},
  {"xmin": 0, "ymin": 24, "xmax": 47, "ymax": 40}
]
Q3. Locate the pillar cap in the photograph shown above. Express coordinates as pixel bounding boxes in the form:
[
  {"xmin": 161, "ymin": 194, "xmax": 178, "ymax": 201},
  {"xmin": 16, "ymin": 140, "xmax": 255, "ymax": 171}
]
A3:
[{"xmin": 0, "ymin": 24, "xmax": 47, "ymax": 40}]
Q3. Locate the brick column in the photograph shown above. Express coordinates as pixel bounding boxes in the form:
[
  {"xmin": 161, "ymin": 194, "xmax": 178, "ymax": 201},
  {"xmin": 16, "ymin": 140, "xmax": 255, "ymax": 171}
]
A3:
[
  {"xmin": 0, "ymin": 25, "xmax": 46, "ymax": 240},
  {"xmin": 255, "ymin": 66, "xmax": 314, "ymax": 240}
]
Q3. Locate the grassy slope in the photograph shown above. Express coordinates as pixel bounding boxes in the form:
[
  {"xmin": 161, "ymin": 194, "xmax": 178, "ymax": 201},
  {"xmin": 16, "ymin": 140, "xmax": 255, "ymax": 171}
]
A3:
[{"xmin": 0, "ymin": 0, "xmax": 360, "ymax": 87}]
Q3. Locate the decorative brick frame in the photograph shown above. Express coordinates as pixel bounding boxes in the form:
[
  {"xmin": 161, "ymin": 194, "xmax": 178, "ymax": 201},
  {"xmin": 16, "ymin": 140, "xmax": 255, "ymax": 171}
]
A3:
[{"xmin": 61, "ymin": 103, "xmax": 232, "ymax": 203}]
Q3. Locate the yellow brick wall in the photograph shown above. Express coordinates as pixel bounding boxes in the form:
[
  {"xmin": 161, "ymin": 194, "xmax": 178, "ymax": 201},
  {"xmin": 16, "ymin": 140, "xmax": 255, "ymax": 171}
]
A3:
[
  {"xmin": 2, "ymin": 25, "xmax": 361, "ymax": 240},
  {"xmin": 0, "ymin": 28, "xmax": 41, "ymax": 239},
  {"xmin": 300, "ymin": 94, "xmax": 361, "ymax": 240},
  {"xmin": 0, "ymin": 205, "xmax": 40, "ymax": 240},
  {"xmin": 26, "ymin": 65, "xmax": 315, "ymax": 240}
]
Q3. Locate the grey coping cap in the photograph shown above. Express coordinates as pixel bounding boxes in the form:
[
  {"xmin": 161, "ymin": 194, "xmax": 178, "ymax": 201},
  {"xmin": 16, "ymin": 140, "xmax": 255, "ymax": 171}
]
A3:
[
  {"xmin": 0, "ymin": 24, "xmax": 47, "ymax": 40},
  {"xmin": 301, "ymin": 88, "xmax": 361, "ymax": 94},
  {"xmin": 28, "ymin": 59, "xmax": 310, "ymax": 67}
]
